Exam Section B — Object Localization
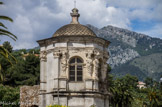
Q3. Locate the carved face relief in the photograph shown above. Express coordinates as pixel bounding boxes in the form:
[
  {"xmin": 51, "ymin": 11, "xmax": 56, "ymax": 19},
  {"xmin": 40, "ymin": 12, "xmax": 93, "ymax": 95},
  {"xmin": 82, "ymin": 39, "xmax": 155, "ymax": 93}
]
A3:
[{"xmin": 40, "ymin": 51, "xmax": 47, "ymax": 60}]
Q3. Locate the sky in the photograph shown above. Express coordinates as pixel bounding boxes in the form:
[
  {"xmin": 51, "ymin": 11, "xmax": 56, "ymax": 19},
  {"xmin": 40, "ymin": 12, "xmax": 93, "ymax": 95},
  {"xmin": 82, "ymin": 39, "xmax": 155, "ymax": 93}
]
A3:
[{"xmin": 0, "ymin": 0, "xmax": 162, "ymax": 49}]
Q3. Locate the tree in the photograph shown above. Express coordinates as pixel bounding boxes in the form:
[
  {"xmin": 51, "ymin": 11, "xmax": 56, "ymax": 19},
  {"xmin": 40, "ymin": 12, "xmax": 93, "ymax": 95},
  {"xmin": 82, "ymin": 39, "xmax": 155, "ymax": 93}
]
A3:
[
  {"xmin": 0, "ymin": 46, "xmax": 16, "ymax": 82},
  {"xmin": 5, "ymin": 54, "xmax": 40, "ymax": 86},
  {"xmin": 3, "ymin": 41, "xmax": 13, "ymax": 53},
  {"xmin": 144, "ymin": 77, "xmax": 154, "ymax": 88},
  {"xmin": 29, "ymin": 48, "xmax": 40, "ymax": 54},
  {"xmin": 0, "ymin": 84, "xmax": 19, "ymax": 107},
  {"xmin": 109, "ymin": 74, "xmax": 137, "ymax": 107},
  {"xmin": 119, "ymin": 74, "xmax": 138, "ymax": 89},
  {"xmin": 0, "ymin": 1, "xmax": 17, "ymax": 82}
]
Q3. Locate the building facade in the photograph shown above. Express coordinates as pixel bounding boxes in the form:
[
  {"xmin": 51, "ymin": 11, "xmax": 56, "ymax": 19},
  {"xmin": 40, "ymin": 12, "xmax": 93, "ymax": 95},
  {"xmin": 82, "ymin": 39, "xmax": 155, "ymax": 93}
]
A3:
[{"xmin": 37, "ymin": 8, "xmax": 110, "ymax": 107}]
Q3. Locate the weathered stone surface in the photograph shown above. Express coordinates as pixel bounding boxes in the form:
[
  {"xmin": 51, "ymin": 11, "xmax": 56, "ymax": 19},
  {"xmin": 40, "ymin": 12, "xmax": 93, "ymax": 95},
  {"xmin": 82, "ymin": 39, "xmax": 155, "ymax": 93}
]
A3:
[
  {"xmin": 37, "ymin": 8, "xmax": 110, "ymax": 107},
  {"xmin": 20, "ymin": 85, "xmax": 39, "ymax": 107}
]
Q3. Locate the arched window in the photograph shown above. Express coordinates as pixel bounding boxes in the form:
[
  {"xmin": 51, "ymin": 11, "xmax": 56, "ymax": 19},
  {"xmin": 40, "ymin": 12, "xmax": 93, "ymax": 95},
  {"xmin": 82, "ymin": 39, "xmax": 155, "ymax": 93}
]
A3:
[{"xmin": 69, "ymin": 57, "xmax": 83, "ymax": 81}]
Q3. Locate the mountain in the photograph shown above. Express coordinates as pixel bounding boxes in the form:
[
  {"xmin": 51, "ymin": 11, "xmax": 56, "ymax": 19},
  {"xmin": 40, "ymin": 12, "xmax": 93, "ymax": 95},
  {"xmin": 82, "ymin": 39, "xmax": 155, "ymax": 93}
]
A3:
[{"xmin": 87, "ymin": 24, "xmax": 162, "ymax": 81}]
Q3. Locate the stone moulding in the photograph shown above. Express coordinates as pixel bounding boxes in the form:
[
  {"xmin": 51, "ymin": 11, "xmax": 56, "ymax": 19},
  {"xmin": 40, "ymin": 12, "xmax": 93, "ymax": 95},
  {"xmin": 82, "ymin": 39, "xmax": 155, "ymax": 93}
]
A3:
[
  {"xmin": 37, "ymin": 36, "xmax": 110, "ymax": 47},
  {"xmin": 51, "ymin": 91, "xmax": 110, "ymax": 100}
]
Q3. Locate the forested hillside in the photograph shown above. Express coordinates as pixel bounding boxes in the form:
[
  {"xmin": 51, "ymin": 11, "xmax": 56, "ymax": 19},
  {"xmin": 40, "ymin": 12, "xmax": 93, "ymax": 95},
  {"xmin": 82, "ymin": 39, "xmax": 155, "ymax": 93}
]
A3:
[{"xmin": 87, "ymin": 24, "xmax": 162, "ymax": 81}]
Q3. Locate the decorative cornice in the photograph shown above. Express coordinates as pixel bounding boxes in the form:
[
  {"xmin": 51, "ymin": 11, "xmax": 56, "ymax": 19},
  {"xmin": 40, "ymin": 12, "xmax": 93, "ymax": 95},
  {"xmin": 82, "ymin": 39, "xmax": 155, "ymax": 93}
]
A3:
[{"xmin": 37, "ymin": 36, "xmax": 110, "ymax": 48}]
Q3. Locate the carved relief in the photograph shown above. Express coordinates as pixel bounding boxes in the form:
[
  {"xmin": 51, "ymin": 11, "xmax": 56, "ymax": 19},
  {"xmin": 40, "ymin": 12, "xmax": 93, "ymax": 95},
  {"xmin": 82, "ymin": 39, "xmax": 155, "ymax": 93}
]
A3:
[
  {"xmin": 86, "ymin": 52, "xmax": 93, "ymax": 78},
  {"xmin": 93, "ymin": 49, "xmax": 102, "ymax": 59},
  {"xmin": 92, "ymin": 58, "xmax": 99, "ymax": 80},
  {"xmin": 40, "ymin": 51, "xmax": 47, "ymax": 61},
  {"xmin": 60, "ymin": 51, "xmax": 67, "ymax": 77},
  {"xmin": 53, "ymin": 51, "xmax": 61, "ymax": 58},
  {"xmin": 92, "ymin": 50, "xmax": 101, "ymax": 80}
]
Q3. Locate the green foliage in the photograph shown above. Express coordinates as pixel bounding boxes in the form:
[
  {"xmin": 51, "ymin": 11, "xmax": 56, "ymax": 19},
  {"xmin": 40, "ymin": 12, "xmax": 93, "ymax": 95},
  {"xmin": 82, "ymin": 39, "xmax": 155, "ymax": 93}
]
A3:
[
  {"xmin": 29, "ymin": 48, "xmax": 40, "ymax": 54},
  {"xmin": 107, "ymin": 64, "xmax": 111, "ymax": 72},
  {"xmin": 19, "ymin": 49, "xmax": 27, "ymax": 54},
  {"xmin": 4, "ymin": 54, "xmax": 40, "ymax": 86},
  {"xmin": 144, "ymin": 77, "xmax": 154, "ymax": 88},
  {"xmin": 0, "ymin": 84, "xmax": 19, "ymax": 107},
  {"xmin": 0, "ymin": 46, "xmax": 16, "ymax": 83},
  {"xmin": 3, "ymin": 41, "xmax": 13, "ymax": 53},
  {"xmin": 0, "ymin": 1, "xmax": 17, "ymax": 83},
  {"xmin": 109, "ymin": 74, "xmax": 137, "ymax": 107},
  {"xmin": 112, "ymin": 53, "xmax": 162, "ymax": 81},
  {"xmin": 12, "ymin": 49, "xmax": 27, "ymax": 58},
  {"xmin": 132, "ymin": 87, "xmax": 162, "ymax": 107},
  {"xmin": 134, "ymin": 38, "xmax": 162, "ymax": 56},
  {"xmin": 0, "ymin": 48, "xmax": 39, "ymax": 106},
  {"xmin": 109, "ymin": 74, "xmax": 162, "ymax": 107},
  {"xmin": 112, "ymin": 62, "xmax": 146, "ymax": 81},
  {"xmin": 131, "ymin": 53, "xmax": 162, "ymax": 81}
]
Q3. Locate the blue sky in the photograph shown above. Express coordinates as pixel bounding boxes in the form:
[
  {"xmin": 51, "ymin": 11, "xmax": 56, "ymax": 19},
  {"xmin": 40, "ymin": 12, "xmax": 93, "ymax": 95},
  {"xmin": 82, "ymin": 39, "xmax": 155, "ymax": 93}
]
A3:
[{"xmin": 0, "ymin": 0, "xmax": 162, "ymax": 49}]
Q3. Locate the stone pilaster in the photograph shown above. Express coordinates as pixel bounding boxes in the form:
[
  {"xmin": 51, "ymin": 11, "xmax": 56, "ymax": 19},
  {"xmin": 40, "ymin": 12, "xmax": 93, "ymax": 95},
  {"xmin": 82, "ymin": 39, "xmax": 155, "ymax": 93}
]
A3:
[
  {"xmin": 39, "ymin": 51, "xmax": 47, "ymax": 107},
  {"xmin": 53, "ymin": 51, "xmax": 61, "ymax": 91}
]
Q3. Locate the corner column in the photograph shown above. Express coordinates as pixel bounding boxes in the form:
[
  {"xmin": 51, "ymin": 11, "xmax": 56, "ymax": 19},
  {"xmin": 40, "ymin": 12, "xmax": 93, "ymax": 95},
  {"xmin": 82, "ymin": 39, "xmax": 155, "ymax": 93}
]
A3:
[
  {"xmin": 39, "ymin": 51, "xmax": 47, "ymax": 107},
  {"xmin": 53, "ymin": 51, "xmax": 61, "ymax": 105}
]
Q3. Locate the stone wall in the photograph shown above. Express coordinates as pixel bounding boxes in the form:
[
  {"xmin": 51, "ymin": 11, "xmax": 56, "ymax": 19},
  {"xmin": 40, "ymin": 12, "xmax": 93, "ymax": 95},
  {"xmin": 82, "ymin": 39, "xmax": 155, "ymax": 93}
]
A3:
[{"xmin": 20, "ymin": 85, "xmax": 39, "ymax": 107}]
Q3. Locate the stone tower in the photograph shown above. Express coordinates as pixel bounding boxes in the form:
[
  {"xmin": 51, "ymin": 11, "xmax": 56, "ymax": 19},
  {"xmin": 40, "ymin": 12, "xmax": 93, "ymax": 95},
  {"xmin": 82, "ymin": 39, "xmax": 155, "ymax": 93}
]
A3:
[{"xmin": 37, "ymin": 8, "xmax": 110, "ymax": 107}]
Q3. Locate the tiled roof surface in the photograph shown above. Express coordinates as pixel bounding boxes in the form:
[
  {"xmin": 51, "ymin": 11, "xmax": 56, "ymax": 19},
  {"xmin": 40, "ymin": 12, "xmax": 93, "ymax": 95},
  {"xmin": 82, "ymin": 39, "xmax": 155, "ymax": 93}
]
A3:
[{"xmin": 53, "ymin": 24, "xmax": 96, "ymax": 37}]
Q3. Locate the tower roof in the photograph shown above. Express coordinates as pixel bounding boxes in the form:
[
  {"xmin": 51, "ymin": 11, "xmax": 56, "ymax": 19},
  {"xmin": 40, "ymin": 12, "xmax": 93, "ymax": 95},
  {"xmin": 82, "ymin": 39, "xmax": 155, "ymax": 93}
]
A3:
[{"xmin": 53, "ymin": 8, "xmax": 96, "ymax": 37}]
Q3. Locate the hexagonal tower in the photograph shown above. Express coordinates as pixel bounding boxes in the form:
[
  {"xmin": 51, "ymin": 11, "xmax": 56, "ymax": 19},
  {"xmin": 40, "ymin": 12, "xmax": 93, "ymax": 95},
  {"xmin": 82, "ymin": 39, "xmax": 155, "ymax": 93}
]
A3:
[{"xmin": 37, "ymin": 8, "xmax": 110, "ymax": 107}]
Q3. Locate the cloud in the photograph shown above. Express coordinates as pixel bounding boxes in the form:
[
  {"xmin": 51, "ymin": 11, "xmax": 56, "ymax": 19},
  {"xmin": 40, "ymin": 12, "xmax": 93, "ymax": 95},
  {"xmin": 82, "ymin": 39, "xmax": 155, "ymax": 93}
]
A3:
[
  {"xmin": 0, "ymin": 0, "xmax": 162, "ymax": 49},
  {"xmin": 139, "ymin": 24, "xmax": 162, "ymax": 38}
]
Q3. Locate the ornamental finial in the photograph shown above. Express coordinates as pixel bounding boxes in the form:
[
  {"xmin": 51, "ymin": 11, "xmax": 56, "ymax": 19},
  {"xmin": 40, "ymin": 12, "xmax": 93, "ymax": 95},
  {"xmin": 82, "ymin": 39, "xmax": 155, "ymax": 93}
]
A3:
[{"xmin": 70, "ymin": 1, "xmax": 80, "ymax": 24}]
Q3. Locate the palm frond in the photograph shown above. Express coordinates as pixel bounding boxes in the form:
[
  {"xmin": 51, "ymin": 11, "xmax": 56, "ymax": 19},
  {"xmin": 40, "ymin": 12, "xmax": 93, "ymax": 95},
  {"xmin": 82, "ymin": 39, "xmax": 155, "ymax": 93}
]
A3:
[
  {"xmin": 0, "ymin": 29, "xmax": 17, "ymax": 40},
  {"xmin": 0, "ymin": 33, "xmax": 17, "ymax": 41},
  {"xmin": 0, "ymin": 46, "xmax": 17, "ymax": 82},
  {"xmin": 0, "ymin": 64, "xmax": 1, "ymax": 71},
  {"xmin": 0, "ymin": 2, "xmax": 3, "ymax": 5},
  {"xmin": 0, "ymin": 46, "xmax": 16, "ymax": 64},
  {"xmin": 0, "ymin": 69, "xmax": 4, "ymax": 82},
  {"xmin": 0, "ymin": 16, "xmax": 13, "ymax": 22},
  {"xmin": 0, "ymin": 22, "xmax": 7, "ymax": 29}
]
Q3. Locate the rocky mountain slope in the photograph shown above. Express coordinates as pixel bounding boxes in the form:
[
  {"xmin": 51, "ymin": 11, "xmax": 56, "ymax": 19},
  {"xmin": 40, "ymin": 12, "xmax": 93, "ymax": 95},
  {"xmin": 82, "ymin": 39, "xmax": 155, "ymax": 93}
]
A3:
[{"xmin": 87, "ymin": 24, "xmax": 162, "ymax": 81}]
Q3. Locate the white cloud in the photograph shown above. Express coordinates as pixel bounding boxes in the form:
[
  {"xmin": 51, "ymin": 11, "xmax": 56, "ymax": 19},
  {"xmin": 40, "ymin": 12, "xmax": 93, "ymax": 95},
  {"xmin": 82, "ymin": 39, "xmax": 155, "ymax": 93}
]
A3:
[
  {"xmin": 55, "ymin": 0, "xmax": 131, "ymax": 28},
  {"xmin": 0, "ymin": 0, "xmax": 162, "ymax": 49},
  {"xmin": 10, "ymin": 15, "xmax": 34, "ymax": 49}
]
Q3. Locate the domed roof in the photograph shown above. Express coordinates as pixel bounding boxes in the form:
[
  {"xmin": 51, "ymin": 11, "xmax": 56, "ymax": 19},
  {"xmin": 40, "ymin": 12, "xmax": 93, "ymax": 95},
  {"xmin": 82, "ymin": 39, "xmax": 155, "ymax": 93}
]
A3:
[
  {"xmin": 53, "ymin": 8, "xmax": 96, "ymax": 37},
  {"xmin": 53, "ymin": 24, "xmax": 96, "ymax": 37}
]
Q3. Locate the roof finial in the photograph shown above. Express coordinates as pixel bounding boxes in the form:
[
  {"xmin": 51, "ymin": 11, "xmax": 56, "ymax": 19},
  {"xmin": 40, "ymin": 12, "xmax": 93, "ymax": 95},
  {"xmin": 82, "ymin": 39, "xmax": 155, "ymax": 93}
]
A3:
[{"xmin": 70, "ymin": 5, "xmax": 80, "ymax": 24}]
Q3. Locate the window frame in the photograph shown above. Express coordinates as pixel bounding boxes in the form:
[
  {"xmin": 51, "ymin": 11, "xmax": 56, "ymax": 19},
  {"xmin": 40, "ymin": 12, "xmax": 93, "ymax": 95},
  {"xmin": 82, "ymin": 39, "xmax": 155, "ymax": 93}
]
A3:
[{"xmin": 69, "ymin": 57, "xmax": 83, "ymax": 82}]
